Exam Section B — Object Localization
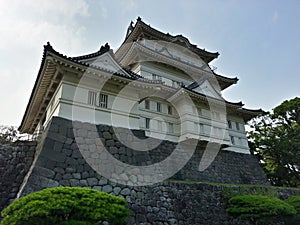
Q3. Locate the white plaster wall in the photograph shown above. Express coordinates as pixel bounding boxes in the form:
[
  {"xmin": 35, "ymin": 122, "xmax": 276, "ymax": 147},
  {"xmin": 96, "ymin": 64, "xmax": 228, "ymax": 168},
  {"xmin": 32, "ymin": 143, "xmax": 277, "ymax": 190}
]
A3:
[{"xmin": 41, "ymin": 78, "xmax": 251, "ymax": 154}]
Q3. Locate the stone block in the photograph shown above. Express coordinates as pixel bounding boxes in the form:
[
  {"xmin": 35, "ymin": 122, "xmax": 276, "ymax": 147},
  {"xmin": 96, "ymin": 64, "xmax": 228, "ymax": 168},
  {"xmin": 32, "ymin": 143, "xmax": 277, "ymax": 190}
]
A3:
[
  {"xmin": 72, "ymin": 173, "xmax": 81, "ymax": 179},
  {"xmin": 53, "ymin": 142, "xmax": 63, "ymax": 152},
  {"xmin": 69, "ymin": 179, "xmax": 80, "ymax": 187},
  {"xmin": 93, "ymin": 186, "xmax": 102, "ymax": 191},
  {"xmin": 60, "ymin": 180, "xmax": 70, "ymax": 186},
  {"xmin": 79, "ymin": 179, "xmax": 88, "ymax": 187},
  {"xmin": 121, "ymin": 188, "xmax": 131, "ymax": 196},
  {"xmin": 98, "ymin": 177, "xmax": 108, "ymax": 185},
  {"xmin": 103, "ymin": 132, "xmax": 112, "ymax": 139},
  {"xmin": 106, "ymin": 139, "xmax": 115, "ymax": 147},
  {"xmin": 136, "ymin": 214, "xmax": 147, "ymax": 223},
  {"xmin": 113, "ymin": 187, "xmax": 121, "ymax": 195},
  {"xmin": 54, "ymin": 167, "xmax": 65, "ymax": 174},
  {"xmin": 82, "ymin": 171, "xmax": 90, "ymax": 179},
  {"xmin": 63, "ymin": 173, "xmax": 73, "ymax": 180},
  {"xmin": 65, "ymin": 167, "xmax": 76, "ymax": 173},
  {"xmin": 102, "ymin": 185, "xmax": 113, "ymax": 193},
  {"xmin": 34, "ymin": 166, "xmax": 55, "ymax": 178},
  {"xmin": 87, "ymin": 177, "xmax": 98, "ymax": 186},
  {"xmin": 44, "ymin": 151, "xmax": 66, "ymax": 163}
]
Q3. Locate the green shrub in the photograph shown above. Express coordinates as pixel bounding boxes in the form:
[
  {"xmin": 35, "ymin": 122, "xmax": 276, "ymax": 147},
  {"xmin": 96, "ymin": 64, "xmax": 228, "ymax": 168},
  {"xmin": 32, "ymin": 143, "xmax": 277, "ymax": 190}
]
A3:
[
  {"xmin": 0, "ymin": 187, "xmax": 131, "ymax": 225},
  {"xmin": 227, "ymin": 195, "xmax": 296, "ymax": 224},
  {"xmin": 221, "ymin": 186, "xmax": 278, "ymax": 203},
  {"xmin": 285, "ymin": 196, "xmax": 300, "ymax": 214},
  {"xmin": 285, "ymin": 196, "xmax": 300, "ymax": 224}
]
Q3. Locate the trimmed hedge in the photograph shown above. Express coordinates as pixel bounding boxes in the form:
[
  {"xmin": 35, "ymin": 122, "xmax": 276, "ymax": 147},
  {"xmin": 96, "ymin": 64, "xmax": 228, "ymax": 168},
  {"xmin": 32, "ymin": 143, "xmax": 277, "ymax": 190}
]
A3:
[
  {"xmin": 227, "ymin": 195, "xmax": 296, "ymax": 224},
  {"xmin": 0, "ymin": 187, "xmax": 131, "ymax": 225}
]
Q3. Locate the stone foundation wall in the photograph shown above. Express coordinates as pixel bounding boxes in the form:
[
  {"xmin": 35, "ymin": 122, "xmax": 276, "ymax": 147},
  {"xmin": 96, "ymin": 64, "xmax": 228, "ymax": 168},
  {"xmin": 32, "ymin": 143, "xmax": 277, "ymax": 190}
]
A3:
[
  {"xmin": 0, "ymin": 141, "xmax": 36, "ymax": 211},
  {"xmin": 20, "ymin": 116, "xmax": 268, "ymax": 193},
  {"xmin": 11, "ymin": 117, "xmax": 277, "ymax": 224}
]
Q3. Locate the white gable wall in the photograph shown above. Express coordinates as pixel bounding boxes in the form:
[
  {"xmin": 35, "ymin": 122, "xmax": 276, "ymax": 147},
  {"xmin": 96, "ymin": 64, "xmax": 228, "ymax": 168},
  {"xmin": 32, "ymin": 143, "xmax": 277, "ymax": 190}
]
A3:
[{"xmin": 193, "ymin": 80, "xmax": 222, "ymax": 99}]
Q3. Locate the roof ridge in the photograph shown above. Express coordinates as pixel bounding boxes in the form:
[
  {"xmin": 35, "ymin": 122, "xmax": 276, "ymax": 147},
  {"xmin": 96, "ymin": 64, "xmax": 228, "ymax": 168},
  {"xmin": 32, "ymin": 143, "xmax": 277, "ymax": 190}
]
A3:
[{"xmin": 71, "ymin": 43, "xmax": 112, "ymax": 60}]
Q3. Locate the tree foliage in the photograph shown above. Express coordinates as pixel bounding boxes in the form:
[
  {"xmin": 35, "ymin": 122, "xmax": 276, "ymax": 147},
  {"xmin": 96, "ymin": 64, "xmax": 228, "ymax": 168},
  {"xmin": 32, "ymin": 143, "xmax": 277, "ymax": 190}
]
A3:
[
  {"xmin": 248, "ymin": 97, "xmax": 300, "ymax": 187},
  {"xmin": 0, "ymin": 187, "xmax": 131, "ymax": 225},
  {"xmin": 0, "ymin": 126, "xmax": 19, "ymax": 144},
  {"xmin": 227, "ymin": 195, "xmax": 296, "ymax": 225}
]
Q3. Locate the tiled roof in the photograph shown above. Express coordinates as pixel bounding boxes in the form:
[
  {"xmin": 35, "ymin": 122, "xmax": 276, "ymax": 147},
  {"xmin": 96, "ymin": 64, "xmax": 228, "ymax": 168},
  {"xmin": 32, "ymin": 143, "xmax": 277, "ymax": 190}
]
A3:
[{"xmin": 121, "ymin": 17, "xmax": 219, "ymax": 64}]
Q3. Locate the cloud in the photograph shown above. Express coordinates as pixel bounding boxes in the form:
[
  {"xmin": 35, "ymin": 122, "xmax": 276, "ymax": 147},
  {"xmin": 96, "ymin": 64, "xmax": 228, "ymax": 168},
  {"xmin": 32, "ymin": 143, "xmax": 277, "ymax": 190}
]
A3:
[
  {"xmin": 0, "ymin": 0, "xmax": 91, "ymax": 125},
  {"xmin": 0, "ymin": 0, "xmax": 90, "ymax": 51}
]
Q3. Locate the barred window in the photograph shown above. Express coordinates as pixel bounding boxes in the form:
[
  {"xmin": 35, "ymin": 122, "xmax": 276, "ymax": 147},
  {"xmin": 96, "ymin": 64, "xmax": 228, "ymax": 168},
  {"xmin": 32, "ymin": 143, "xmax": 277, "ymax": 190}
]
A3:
[
  {"xmin": 145, "ymin": 118, "xmax": 150, "ymax": 129},
  {"xmin": 238, "ymin": 137, "xmax": 242, "ymax": 145},
  {"xmin": 236, "ymin": 122, "xmax": 240, "ymax": 131},
  {"xmin": 157, "ymin": 102, "xmax": 161, "ymax": 112},
  {"xmin": 230, "ymin": 136, "xmax": 235, "ymax": 145},
  {"xmin": 158, "ymin": 121, "xmax": 162, "ymax": 131},
  {"xmin": 145, "ymin": 99, "xmax": 150, "ymax": 110},
  {"xmin": 88, "ymin": 91, "xmax": 97, "ymax": 105},
  {"xmin": 228, "ymin": 120, "xmax": 232, "ymax": 129},
  {"xmin": 212, "ymin": 111, "xmax": 220, "ymax": 120},
  {"xmin": 152, "ymin": 74, "xmax": 162, "ymax": 81},
  {"xmin": 197, "ymin": 107, "xmax": 202, "ymax": 115},
  {"xmin": 99, "ymin": 93, "xmax": 108, "ymax": 108},
  {"xmin": 168, "ymin": 105, "xmax": 172, "ymax": 115},
  {"xmin": 200, "ymin": 123, "xmax": 204, "ymax": 133},
  {"xmin": 168, "ymin": 122, "xmax": 174, "ymax": 133}
]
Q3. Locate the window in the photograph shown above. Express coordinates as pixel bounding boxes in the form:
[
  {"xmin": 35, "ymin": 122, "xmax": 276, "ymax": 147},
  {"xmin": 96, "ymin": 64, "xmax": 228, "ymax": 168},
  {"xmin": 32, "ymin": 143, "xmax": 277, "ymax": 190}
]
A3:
[
  {"xmin": 145, "ymin": 118, "xmax": 150, "ymax": 129},
  {"xmin": 212, "ymin": 111, "xmax": 220, "ymax": 120},
  {"xmin": 99, "ymin": 93, "xmax": 108, "ymax": 108},
  {"xmin": 213, "ymin": 127, "xmax": 222, "ymax": 137},
  {"xmin": 168, "ymin": 123, "xmax": 174, "ymax": 133},
  {"xmin": 228, "ymin": 120, "xmax": 232, "ymax": 129},
  {"xmin": 145, "ymin": 99, "xmax": 150, "ymax": 110},
  {"xmin": 152, "ymin": 74, "xmax": 162, "ymax": 81},
  {"xmin": 168, "ymin": 105, "xmax": 172, "ymax": 115},
  {"xmin": 172, "ymin": 80, "xmax": 180, "ymax": 88},
  {"xmin": 157, "ymin": 121, "xmax": 162, "ymax": 131},
  {"xmin": 236, "ymin": 122, "xmax": 240, "ymax": 131},
  {"xmin": 238, "ymin": 137, "xmax": 242, "ymax": 145},
  {"xmin": 230, "ymin": 136, "xmax": 235, "ymax": 145},
  {"xmin": 88, "ymin": 91, "xmax": 108, "ymax": 108},
  {"xmin": 157, "ymin": 102, "xmax": 161, "ymax": 112},
  {"xmin": 88, "ymin": 91, "xmax": 97, "ymax": 105},
  {"xmin": 200, "ymin": 124, "xmax": 204, "ymax": 133},
  {"xmin": 193, "ymin": 107, "xmax": 202, "ymax": 115}
]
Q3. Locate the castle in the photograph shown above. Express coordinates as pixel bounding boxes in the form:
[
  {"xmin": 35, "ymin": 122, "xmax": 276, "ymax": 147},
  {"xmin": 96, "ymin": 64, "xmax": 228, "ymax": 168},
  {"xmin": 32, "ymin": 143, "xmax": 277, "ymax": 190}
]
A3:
[
  {"xmin": 19, "ymin": 17, "xmax": 262, "ymax": 155},
  {"xmin": 9, "ymin": 17, "xmax": 270, "ymax": 224}
]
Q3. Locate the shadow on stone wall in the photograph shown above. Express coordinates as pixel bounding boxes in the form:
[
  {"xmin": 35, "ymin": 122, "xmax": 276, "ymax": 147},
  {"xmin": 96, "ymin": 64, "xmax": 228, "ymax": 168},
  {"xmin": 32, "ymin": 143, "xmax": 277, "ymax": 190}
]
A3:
[{"xmin": 0, "ymin": 141, "xmax": 36, "ymax": 211}]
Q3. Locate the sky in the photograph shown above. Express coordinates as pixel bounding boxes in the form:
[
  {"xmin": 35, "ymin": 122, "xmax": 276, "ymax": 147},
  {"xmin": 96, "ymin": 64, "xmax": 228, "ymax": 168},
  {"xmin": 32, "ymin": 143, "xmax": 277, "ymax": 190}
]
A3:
[{"xmin": 0, "ymin": 0, "xmax": 299, "ymax": 127}]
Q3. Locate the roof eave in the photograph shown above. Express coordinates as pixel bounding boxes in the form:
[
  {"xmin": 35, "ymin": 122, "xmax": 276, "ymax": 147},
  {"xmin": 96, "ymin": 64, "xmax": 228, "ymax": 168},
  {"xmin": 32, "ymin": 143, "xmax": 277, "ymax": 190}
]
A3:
[{"xmin": 118, "ymin": 17, "xmax": 219, "ymax": 64}]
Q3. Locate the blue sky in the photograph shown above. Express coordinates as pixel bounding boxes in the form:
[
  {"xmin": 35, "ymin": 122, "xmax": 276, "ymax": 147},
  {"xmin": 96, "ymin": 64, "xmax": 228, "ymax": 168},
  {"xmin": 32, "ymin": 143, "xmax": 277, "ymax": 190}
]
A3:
[{"xmin": 0, "ymin": 0, "xmax": 299, "ymax": 126}]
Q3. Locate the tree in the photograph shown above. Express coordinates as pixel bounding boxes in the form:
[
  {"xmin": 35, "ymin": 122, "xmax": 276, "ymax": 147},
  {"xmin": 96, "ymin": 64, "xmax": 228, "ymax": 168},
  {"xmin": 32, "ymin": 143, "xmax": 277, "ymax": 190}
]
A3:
[
  {"xmin": 248, "ymin": 97, "xmax": 300, "ymax": 187},
  {"xmin": 0, "ymin": 126, "xmax": 19, "ymax": 144},
  {"xmin": 0, "ymin": 187, "xmax": 131, "ymax": 225}
]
